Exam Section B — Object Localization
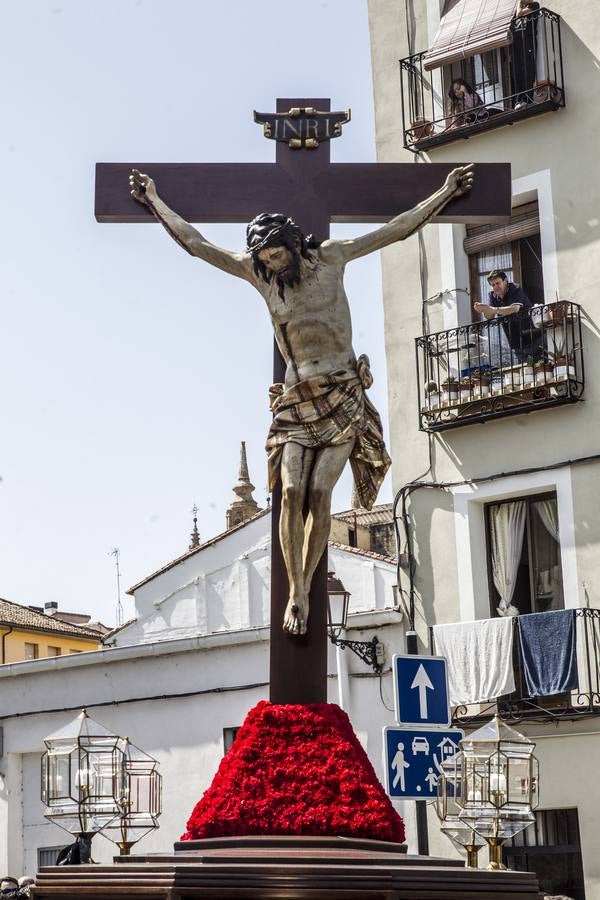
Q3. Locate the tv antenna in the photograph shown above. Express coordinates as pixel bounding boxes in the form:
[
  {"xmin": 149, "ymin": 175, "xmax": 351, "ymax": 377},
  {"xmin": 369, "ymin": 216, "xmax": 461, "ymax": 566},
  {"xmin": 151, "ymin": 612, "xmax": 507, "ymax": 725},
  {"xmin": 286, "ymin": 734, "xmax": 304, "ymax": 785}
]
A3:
[{"xmin": 110, "ymin": 547, "xmax": 123, "ymax": 627}]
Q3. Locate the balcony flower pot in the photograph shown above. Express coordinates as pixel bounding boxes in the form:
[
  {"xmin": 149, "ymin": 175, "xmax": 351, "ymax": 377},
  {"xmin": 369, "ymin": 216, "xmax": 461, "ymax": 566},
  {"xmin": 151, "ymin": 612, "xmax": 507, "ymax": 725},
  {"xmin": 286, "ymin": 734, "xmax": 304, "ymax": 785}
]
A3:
[
  {"xmin": 471, "ymin": 371, "xmax": 491, "ymax": 399},
  {"xmin": 422, "ymin": 380, "xmax": 440, "ymax": 412},
  {"xmin": 459, "ymin": 378, "xmax": 473, "ymax": 403},
  {"xmin": 554, "ymin": 357, "xmax": 576, "ymax": 380},
  {"xmin": 534, "ymin": 361, "xmax": 554, "ymax": 384},
  {"xmin": 533, "ymin": 78, "xmax": 560, "ymax": 104},
  {"xmin": 522, "ymin": 358, "xmax": 535, "ymax": 386},
  {"xmin": 531, "ymin": 304, "xmax": 553, "ymax": 328},
  {"xmin": 490, "ymin": 371, "xmax": 504, "ymax": 394},
  {"xmin": 504, "ymin": 368, "xmax": 521, "ymax": 390},
  {"xmin": 441, "ymin": 378, "xmax": 459, "ymax": 405},
  {"xmin": 547, "ymin": 300, "xmax": 575, "ymax": 324},
  {"xmin": 410, "ymin": 116, "xmax": 434, "ymax": 142}
]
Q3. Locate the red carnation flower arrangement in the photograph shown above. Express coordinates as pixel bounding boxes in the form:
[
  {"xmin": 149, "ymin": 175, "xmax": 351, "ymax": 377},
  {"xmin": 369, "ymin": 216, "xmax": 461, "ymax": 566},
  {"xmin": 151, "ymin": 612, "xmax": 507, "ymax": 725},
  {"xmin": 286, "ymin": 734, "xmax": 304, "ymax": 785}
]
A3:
[{"xmin": 181, "ymin": 701, "xmax": 405, "ymax": 844}]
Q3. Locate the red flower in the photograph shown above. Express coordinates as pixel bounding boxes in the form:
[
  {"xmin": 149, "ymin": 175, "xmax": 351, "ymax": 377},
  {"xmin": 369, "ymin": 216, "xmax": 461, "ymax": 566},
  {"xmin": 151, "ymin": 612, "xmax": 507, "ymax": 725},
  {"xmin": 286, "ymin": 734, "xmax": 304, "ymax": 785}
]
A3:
[{"xmin": 180, "ymin": 701, "xmax": 405, "ymax": 844}]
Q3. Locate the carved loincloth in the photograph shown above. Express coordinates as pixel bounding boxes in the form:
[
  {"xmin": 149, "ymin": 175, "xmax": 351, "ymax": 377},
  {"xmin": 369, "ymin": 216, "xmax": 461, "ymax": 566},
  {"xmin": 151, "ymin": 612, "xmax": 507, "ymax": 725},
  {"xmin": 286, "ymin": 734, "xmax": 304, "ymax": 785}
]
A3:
[{"xmin": 266, "ymin": 355, "xmax": 391, "ymax": 510}]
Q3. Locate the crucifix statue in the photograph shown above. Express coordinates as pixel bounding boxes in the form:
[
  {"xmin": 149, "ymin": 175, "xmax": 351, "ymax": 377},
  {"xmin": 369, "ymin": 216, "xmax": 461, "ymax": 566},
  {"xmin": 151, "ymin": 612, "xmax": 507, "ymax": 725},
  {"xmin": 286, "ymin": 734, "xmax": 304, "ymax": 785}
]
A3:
[
  {"xmin": 96, "ymin": 97, "xmax": 510, "ymax": 704},
  {"xmin": 128, "ymin": 163, "xmax": 474, "ymax": 637}
]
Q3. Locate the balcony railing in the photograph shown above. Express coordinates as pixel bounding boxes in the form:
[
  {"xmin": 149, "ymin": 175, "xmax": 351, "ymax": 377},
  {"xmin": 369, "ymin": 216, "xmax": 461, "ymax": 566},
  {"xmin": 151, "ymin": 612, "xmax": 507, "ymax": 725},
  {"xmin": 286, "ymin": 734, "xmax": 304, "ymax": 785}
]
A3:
[
  {"xmin": 434, "ymin": 610, "xmax": 600, "ymax": 726},
  {"xmin": 399, "ymin": 8, "xmax": 564, "ymax": 152},
  {"xmin": 415, "ymin": 301, "xmax": 584, "ymax": 432}
]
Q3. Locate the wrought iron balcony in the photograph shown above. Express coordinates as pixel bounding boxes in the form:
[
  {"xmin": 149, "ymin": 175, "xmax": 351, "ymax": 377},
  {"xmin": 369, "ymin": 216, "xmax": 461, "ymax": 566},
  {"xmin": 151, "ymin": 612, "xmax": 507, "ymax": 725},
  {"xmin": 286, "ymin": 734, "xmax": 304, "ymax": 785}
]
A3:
[
  {"xmin": 399, "ymin": 8, "xmax": 564, "ymax": 152},
  {"xmin": 443, "ymin": 610, "xmax": 600, "ymax": 726},
  {"xmin": 415, "ymin": 301, "xmax": 584, "ymax": 432}
]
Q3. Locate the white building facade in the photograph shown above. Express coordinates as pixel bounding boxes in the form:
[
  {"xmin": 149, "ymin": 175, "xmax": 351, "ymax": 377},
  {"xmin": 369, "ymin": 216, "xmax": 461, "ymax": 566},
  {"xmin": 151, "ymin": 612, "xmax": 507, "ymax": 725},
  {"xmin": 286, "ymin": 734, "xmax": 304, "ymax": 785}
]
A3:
[
  {"xmin": 368, "ymin": 1, "xmax": 600, "ymax": 897},
  {"xmin": 0, "ymin": 510, "xmax": 407, "ymax": 875}
]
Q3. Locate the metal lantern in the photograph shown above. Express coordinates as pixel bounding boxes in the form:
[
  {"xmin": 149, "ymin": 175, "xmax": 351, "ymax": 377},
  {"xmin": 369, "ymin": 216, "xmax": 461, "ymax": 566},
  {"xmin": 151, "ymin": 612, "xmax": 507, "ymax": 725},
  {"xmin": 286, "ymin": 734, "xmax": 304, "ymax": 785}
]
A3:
[
  {"xmin": 435, "ymin": 751, "xmax": 485, "ymax": 869},
  {"xmin": 327, "ymin": 571, "xmax": 350, "ymax": 639},
  {"xmin": 41, "ymin": 709, "xmax": 127, "ymax": 860},
  {"xmin": 326, "ymin": 572, "xmax": 384, "ymax": 673},
  {"xmin": 99, "ymin": 738, "xmax": 162, "ymax": 855},
  {"xmin": 457, "ymin": 716, "xmax": 539, "ymax": 870}
]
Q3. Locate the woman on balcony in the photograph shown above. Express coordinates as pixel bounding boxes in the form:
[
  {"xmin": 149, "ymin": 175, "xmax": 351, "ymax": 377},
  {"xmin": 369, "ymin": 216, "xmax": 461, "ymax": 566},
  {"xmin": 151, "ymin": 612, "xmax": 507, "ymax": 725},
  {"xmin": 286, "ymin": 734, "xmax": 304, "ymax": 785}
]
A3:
[{"xmin": 446, "ymin": 79, "xmax": 484, "ymax": 130}]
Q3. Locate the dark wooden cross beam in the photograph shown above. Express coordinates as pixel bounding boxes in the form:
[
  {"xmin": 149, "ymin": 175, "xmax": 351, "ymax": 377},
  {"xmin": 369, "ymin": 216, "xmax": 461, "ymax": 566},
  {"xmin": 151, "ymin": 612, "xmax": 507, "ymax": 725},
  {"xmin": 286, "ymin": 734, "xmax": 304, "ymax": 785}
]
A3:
[{"xmin": 95, "ymin": 98, "xmax": 511, "ymax": 706}]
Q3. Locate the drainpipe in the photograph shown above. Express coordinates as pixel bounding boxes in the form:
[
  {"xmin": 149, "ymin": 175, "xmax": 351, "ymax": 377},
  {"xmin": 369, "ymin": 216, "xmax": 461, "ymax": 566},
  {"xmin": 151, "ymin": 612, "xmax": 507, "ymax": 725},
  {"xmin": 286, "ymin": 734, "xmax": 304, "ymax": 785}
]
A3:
[
  {"xmin": 335, "ymin": 630, "xmax": 351, "ymax": 712},
  {"xmin": 1, "ymin": 627, "xmax": 13, "ymax": 664}
]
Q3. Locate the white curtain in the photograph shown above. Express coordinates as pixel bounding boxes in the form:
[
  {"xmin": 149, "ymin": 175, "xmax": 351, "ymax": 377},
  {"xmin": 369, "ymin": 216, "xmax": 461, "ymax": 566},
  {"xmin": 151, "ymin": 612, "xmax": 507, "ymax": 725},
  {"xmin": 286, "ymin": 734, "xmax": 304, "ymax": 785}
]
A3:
[
  {"xmin": 536, "ymin": 498, "xmax": 560, "ymax": 543},
  {"xmin": 490, "ymin": 500, "xmax": 526, "ymax": 616}
]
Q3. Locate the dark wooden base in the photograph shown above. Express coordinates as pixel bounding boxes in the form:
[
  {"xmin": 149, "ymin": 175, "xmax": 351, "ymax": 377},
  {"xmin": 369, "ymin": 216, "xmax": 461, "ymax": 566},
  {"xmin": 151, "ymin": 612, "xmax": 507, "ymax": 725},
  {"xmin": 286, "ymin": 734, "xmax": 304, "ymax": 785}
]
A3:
[{"xmin": 33, "ymin": 835, "xmax": 540, "ymax": 899}]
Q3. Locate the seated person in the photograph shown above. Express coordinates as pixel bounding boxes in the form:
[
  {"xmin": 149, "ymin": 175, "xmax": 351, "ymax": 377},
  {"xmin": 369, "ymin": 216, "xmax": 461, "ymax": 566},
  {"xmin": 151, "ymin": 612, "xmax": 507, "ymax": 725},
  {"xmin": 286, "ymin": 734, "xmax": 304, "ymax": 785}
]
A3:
[
  {"xmin": 446, "ymin": 79, "xmax": 484, "ymax": 129},
  {"xmin": 474, "ymin": 269, "xmax": 541, "ymax": 362}
]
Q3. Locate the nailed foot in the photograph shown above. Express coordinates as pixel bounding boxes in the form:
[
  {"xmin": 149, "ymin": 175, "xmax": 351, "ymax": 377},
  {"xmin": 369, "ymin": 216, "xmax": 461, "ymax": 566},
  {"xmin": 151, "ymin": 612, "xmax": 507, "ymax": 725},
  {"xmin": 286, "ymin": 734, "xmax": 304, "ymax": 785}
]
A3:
[{"xmin": 283, "ymin": 594, "xmax": 309, "ymax": 636}]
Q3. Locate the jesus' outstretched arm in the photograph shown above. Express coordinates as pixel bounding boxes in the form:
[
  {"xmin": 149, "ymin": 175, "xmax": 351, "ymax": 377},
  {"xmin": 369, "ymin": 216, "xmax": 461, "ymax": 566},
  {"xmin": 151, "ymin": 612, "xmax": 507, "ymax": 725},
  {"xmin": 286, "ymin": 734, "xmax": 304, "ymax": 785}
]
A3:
[
  {"xmin": 129, "ymin": 169, "xmax": 252, "ymax": 280},
  {"xmin": 321, "ymin": 163, "xmax": 475, "ymax": 264}
]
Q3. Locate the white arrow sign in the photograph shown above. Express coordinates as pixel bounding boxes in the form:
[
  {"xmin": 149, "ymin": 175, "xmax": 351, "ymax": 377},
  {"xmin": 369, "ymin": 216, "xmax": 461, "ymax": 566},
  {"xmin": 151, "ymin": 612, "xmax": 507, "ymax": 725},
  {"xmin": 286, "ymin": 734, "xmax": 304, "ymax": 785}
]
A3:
[{"xmin": 410, "ymin": 664, "xmax": 435, "ymax": 719}]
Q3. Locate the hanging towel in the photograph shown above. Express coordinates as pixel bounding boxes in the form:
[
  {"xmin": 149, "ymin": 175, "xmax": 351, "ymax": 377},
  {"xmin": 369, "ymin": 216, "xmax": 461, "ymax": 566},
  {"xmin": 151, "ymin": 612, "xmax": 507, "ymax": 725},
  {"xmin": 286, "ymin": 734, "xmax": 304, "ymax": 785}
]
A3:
[
  {"xmin": 518, "ymin": 609, "xmax": 578, "ymax": 697},
  {"xmin": 433, "ymin": 617, "xmax": 515, "ymax": 707}
]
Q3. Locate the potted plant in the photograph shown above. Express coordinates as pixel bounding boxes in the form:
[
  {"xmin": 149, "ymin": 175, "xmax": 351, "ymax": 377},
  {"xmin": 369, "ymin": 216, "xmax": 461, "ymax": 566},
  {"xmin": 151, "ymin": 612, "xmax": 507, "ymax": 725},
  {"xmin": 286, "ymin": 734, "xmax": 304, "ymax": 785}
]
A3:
[
  {"xmin": 471, "ymin": 369, "xmax": 491, "ymax": 399},
  {"xmin": 459, "ymin": 376, "xmax": 473, "ymax": 403},
  {"xmin": 410, "ymin": 116, "xmax": 434, "ymax": 142},
  {"xmin": 504, "ymin": 365, "xmax": 521, "ymax": 390},
  {"xmin": 441, "ymin": 376, "xmax": 459, "ymax": 405},
  {"xmin": 547, "ymin": 335, "xmax": 580, "ymax": 380},
  {"xmin": 522, "ymin": 355, "xmax": 535, "ymax": 387},
  {"xmin": 423, "ymin": 380, "xmax": 440, "ymax": 410},
  {"xmin": 490, "ymin": 369, "xmax": 504, "ymax": 394},
  {"xmin": 534, "ymin": 357, "xmax": 554, "ymax": 384},
  {"xmin": 533, "ymin": 79, "xmax": 560, "ymax": 104},
  {"xmin": 531, "ymin": 303, "xmax": 553, "ymax": 329}
]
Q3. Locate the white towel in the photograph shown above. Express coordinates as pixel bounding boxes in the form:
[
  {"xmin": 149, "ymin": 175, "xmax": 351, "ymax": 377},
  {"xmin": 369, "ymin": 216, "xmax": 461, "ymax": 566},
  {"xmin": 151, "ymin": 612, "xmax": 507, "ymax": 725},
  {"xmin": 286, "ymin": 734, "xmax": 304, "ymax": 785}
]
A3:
[{"xmin": 432, "ymin": 617, "xmax": 515, "ymax": 707}]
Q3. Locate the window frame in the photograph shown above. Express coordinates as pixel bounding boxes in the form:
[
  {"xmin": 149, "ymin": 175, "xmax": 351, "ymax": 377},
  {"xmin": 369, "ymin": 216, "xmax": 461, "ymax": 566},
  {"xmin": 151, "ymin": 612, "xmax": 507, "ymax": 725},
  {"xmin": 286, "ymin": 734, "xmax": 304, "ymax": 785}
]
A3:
[{"xmin": 485, "ymin": 490, "xmax": 563, "ymax": 617}]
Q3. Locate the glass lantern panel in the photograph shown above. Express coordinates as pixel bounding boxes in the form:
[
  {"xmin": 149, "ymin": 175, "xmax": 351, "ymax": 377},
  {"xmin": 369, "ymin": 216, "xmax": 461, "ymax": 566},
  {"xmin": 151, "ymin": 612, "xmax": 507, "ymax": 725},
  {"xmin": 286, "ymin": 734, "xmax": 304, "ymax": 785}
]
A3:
[
  {"xmin": 465, "ymin": 809, "xmax": 535, "ymax": 840},
  {"xmin": 441, "ymin": 815, "xmax": 486, "ymax": 848}
]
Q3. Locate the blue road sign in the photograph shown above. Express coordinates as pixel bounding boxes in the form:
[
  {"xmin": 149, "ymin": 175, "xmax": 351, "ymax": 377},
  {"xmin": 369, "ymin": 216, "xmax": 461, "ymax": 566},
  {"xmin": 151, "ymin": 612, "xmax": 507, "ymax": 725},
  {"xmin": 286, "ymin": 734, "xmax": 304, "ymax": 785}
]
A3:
[
  {"xmin": 393, "ymin": 654, "xmax": 450, "ymax": 727},
  {"xmin": 383, "ymin": 727, "xmax": 464, "ymax": 800}
]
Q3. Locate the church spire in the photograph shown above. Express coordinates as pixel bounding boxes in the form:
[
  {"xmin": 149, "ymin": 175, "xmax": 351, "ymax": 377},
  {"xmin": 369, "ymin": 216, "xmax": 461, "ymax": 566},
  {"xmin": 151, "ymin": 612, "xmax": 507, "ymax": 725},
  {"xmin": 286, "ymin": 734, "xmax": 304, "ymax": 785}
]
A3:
[
  {"xmin": 189, "ymin": 503, "xmax": 200, "ymax": 550},
  {"xmin": 226, "ymin": 442, "xmax": 263, "ymax": 530}
]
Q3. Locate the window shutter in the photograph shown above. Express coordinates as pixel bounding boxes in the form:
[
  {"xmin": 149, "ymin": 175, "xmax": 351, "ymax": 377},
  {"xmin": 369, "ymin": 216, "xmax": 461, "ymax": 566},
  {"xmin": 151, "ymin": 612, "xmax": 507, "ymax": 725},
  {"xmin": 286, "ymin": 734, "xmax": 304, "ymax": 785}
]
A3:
[
  {"xmin": 424, "ymin": 0, "xmax": 518, "ymax": 72},
  {"xmin": 464, "ymin": 202, "xmax": 539, "ymax": 254}
]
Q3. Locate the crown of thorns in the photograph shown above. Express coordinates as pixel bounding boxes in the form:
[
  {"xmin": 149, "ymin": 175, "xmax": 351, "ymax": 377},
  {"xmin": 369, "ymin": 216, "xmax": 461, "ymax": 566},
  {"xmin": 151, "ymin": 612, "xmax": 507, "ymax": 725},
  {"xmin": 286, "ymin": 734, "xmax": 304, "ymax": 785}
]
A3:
[{"xmin": 246, "ymin": 213, "xmax": 297, "ymax": 252}]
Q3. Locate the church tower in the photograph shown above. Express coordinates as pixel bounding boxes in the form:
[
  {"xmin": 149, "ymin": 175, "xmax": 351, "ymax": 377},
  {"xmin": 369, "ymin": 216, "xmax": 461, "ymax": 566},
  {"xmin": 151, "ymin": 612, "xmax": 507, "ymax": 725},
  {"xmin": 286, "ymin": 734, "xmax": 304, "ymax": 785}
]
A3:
[{"xmin": 226, "ymin": 442, "xmax": 262, "ymax": 530}]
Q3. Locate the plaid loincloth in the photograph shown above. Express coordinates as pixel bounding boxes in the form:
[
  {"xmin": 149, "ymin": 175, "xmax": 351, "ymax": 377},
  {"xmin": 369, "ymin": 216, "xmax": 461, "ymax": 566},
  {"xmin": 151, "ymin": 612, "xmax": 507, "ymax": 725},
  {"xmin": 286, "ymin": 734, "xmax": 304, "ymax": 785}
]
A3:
[{"xmin": 266, "ymin": 355, "xmax": 391, "ymax": 510}]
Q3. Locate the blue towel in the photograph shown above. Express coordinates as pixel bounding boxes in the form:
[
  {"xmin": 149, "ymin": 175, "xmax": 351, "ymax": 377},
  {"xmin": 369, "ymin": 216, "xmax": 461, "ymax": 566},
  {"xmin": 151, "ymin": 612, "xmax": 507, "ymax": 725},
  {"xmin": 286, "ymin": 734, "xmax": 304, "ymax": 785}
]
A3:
[{"xmin": 518, "ymin": 609, "xmax": 578, "ymax": 697}]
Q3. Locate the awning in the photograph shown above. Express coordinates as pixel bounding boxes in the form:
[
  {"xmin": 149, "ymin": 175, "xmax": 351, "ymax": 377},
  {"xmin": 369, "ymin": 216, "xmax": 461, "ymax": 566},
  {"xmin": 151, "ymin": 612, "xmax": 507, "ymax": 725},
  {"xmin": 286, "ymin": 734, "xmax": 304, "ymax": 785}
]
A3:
[
  {"xmin": 464, "ymin": 201, "xmax": 539, "ymax": 254},
  {"xmin": 423, "ymin": 0, "xmax": 518, "ymax": 72}
]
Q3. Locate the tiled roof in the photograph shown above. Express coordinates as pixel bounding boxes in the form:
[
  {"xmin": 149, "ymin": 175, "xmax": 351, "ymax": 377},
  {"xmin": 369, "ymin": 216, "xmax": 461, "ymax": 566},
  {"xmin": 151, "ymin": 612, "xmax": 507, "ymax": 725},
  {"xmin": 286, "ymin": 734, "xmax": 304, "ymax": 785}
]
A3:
[
  {"xmin": 0, "ymin": 598, "xmax": 102, "ymax": 640},
  {"xmin": 332, "ymin": 503, "xmax": 394, "ymax": 527},
  {"xmin": 328, "ymin": 541, "xmax": 397, "ymax": 564}
]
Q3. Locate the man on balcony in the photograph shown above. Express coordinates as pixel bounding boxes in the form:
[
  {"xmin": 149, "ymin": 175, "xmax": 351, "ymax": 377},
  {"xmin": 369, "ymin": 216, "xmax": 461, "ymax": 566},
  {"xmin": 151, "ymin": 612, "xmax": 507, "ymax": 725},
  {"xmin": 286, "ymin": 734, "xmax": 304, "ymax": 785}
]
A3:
[{"xmin": 474, "ymin": 269, "xmax": 541, "ymax": 362}]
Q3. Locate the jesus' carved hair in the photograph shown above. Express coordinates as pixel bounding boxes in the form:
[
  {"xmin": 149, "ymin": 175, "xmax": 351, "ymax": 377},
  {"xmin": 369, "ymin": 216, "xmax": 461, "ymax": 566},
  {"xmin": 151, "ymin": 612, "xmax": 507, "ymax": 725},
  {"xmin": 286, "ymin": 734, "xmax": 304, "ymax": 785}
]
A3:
[{"xmin": 246, "ymin": 213, "xmax": 320, "ymax": 299}]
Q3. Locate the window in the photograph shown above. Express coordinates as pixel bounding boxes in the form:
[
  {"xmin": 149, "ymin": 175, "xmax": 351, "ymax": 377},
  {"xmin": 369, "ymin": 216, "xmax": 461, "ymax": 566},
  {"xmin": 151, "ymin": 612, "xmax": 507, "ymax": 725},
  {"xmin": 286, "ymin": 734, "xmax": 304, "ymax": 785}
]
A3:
[
  {"xmin": 24, "ymin": 642, "xmax": 39, "ymax": 660},
  {"xmin": 47, "ymin": 646, "xmax": 61, "ymax": 657},
  {"xmin": 68, "ymin": 649, "xmax": 82, "ymax": 654},
  {"xmin": 486, "ymin": 493, "xmax": 564, "ymax": 616},
  {"xmin": 38, "ymin": 846, "xmax": 65, "ymax": 868},
  {"xmin": 466, "ymin": 201, "xmax": 544, "ymax": 307},
  {"xmin": 223, "ymin": 727, "xmax": 240, "ymax": 754},
  {"xmin": 504, "ymin": 808, "xmax": 585, "ymax": 900}
]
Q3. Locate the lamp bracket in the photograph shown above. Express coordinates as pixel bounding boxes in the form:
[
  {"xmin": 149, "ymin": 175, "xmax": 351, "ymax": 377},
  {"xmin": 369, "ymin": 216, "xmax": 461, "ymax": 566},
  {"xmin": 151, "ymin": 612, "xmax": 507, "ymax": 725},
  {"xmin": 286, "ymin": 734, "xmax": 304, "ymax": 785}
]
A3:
[{"xmin": 329, "ymin": 634, "xmax": 384, "ymax": 673}]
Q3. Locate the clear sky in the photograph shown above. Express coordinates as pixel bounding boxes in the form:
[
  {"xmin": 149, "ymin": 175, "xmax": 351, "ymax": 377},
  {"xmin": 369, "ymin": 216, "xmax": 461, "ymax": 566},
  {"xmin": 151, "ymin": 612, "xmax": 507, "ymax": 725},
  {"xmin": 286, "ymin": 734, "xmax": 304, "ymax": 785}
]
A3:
[{"xmin": 0, "ymin": 0, "xmax": 392, "ymax": 627}]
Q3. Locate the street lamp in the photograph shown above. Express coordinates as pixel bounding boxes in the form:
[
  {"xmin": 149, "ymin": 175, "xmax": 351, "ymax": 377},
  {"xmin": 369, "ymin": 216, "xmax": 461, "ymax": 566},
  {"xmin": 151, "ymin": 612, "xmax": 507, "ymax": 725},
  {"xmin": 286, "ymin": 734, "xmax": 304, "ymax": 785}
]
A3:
[
  {"xmin": 99, "ymin": 737, "xmax": 162, "ymax": 856},
  {"xmin": 327, "ymin": 572, "xmax": 384, "ymax": 673},
  {"xmin": 456, "ymin": 716, "xmax": 538, "ymax": 870},
  {"xmin": 435, "ymin": 751, "xmax": 485, "ymax": 869},
  {"xmin": 41, "ymin": 709, "xmax": 126, "ymax": 863}
]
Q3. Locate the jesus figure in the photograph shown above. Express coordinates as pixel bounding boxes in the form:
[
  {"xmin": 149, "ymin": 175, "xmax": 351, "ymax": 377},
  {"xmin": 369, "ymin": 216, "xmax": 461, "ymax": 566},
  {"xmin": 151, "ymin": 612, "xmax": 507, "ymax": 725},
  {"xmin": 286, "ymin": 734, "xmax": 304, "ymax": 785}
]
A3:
[{"xmin": 130, "ymin": 164, "xmax": 474, "ymax": 636}]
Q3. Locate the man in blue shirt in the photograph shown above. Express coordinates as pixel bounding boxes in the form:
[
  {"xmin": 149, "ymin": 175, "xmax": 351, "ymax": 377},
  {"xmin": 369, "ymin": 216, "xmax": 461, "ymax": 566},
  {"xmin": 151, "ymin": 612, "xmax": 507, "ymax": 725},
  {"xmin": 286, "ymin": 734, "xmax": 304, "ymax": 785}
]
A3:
[{"xmin": 474, "ymin": 269, "xmax": 540, "ymax": 362}]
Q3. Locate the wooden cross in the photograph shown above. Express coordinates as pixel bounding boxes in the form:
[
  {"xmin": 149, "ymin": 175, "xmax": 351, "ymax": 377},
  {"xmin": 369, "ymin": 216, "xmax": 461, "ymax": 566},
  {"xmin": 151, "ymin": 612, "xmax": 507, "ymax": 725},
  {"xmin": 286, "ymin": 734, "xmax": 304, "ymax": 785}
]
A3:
[{"xmin": 95, "ymin": 97, "xmax": 510, "ymax": 705}]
